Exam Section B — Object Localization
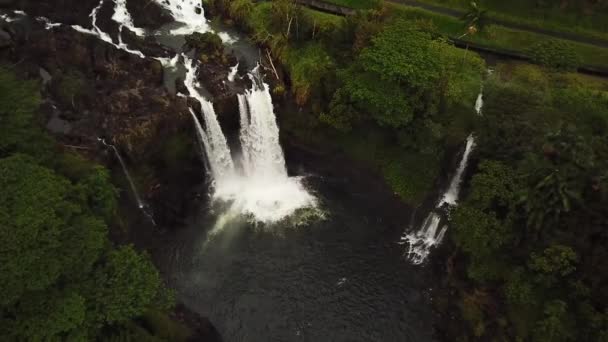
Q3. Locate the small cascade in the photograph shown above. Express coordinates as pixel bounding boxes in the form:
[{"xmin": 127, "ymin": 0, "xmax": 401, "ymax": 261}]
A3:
[
  {"xmin": 112, "ymin": 0, "xmax": 145, "ymax": 36},
  {"xmin": 98, "ymin": 138, "xmax": 156, "ymax": 225},
  {"xmin": 475, "ymin": 88, "xmax": 484, "ymax": 115},
  {"xmin": 152, "ymin": 0, "xmax": 209, "ymax": 35},
  {"xmin": 98, "ymin": 138, "xmax": 143, "ymax": 208},
  {"xmin": 400, "ymin": 134, "xmax": 476, "ymax": 264},
  {"xmin": 227, "ymin": 63, "xmax": 239, "ymax": 82},
  {"xmin": 438, "ymin": 134, "xmax": 476, "ymax": 207},
  {"xmin": 71, "ymin": 0, "xmax": 146, "ymax": 58},
  {"xmin": 400, "ymin": 213, "xmax": 447, "ymax": 264}
]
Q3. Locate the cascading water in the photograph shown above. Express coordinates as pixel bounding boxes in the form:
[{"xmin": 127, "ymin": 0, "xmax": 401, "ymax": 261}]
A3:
[
  {"xmin": 182, "ymin": 60, "xmax": 316, "ymax": 223},
  {"xmin": 211, "ymin": 70, "xmax": 316, "ymax": 222},
  {"xmin": 227, "ymin": 63, "xmax": 239, "ymax": 82},
  {"xmin": 98, "ymin": 138, "xmax": 143, "ymax": 208},
  {"xmin": 183, "ymin": 56, "xmax": 235, "ymax": 180},
  {"xmin": 438, "ymin": 134, "xmax": 476, "ymax": 207},
  {"xmin": 475, "ymin": 88, "xmax": 484, "ymax": 115},
  {"xmin": 400, "ymin": 134, "xmax": 476, "ymax": 264}
]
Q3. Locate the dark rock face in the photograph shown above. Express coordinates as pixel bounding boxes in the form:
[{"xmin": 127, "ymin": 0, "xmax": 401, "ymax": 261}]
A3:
[
  {"xmin": 2, "ymin": 9, "xmax": 207, "ymax": 227},
  {"xmin": 125, "ymin": 0, "xmax": 173, "ymax": 30}
]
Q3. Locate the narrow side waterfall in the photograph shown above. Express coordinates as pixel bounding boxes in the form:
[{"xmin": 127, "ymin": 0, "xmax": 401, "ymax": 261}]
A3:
[
  {"xmin": 475, "ymin": 88, "xmax": 484, "ymax": 115},
  {"xmin": 98, "ymin": 138, "xmax": 143, "ymax": 209},
  {"xmin": 227, "ymin": 63, "xmax": 239, "ymax": 82},
  {"xmin": 400, "ymin": 135, "xmax": 476, "ymax": 264},
  {"xmin": 98, "ymin": 138, "xmax": 156, "ymax": 224},
  {"xmin": 400, "ymin": 213, "xmax": 447, "ymax": 264},
  {"xmin": 438, "ymin": 134, "xmax": 476, "ymax": 207}
]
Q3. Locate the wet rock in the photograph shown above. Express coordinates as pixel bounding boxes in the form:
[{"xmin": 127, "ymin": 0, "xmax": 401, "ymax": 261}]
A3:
[
  {"xmin": 126, "ymin": 0, "xmax": 173, "ymax": 31},
  {"xmin": 0, "ymin": 28, "xmax": 11, "ymax": 48}
]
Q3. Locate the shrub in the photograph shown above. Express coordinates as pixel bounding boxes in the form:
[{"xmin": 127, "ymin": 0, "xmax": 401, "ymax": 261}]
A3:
[{"xmin": 529, "ymin": 40, "xmax": 580, "ymax": 71}]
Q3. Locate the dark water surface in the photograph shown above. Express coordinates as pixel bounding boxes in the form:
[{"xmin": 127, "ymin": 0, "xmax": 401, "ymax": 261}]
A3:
[{"xmin": 157, "ymin": 173, "xmax": 436, "ymax": 342}]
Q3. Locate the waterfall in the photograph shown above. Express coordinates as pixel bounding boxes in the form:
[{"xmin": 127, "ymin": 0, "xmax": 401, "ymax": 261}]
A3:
[
  {"xmin": 183, "ymin": 56, "xmax": 235, "ymax": 180},
  {"xmin": 438, "ymin": 134, "xmax": 476, "ymax": 207},
  {"xmin": 400, "ymin": 213, "xmax": 447, "ymax": 265},
  {"xmin": 98, "ymin": 138, "xmax": 143, "ymax": 208},
  {"xmin": 400, "ymin": 135, "xmax": 476, "ymax": 264},
  {"xmin": 28, "ymin": 0, "xmax": 314, "ymax": 223},
  {"xmin": 228, "ymin": 63, "xmax": 239, "ymax": 82},
  {"xmin": 98, "ymin": 138, "xmax": 156, "ymax": 224},
  {"xmin": 475, "ymin": 88, "xmax": 484, "ymax": 115},
  {"xmin": 152, "ymin": 0, "xmax": 209, "ymax": 35}
]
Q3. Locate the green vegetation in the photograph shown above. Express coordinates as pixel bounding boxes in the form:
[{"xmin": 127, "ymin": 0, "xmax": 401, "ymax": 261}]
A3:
[
  {"xmin": 0, "ymin": 66, "xmax": 186, "ymax": 340},
  {"xmin": 449, "ymin": 62, "xmax": 608, "ymax": 340},
  {"xmin": 212, "ymin": 3, "xmax": 608, "ymax": 339},
  {"xmin": 208, "ymin": 0, "xmax": 483, "ymax": 204},
  {"xmin": 413, "ymin": 0, "xmax": 608, "ymax": 41},
  {"xmin": 388, "ymin": 3, "xmax": 608, "ymax": 69}
]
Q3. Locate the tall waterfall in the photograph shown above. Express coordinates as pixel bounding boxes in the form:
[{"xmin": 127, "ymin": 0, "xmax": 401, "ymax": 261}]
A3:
[
  {"xmin": 475, "ymin": 88, "xmax": 484, "ymax": 115},
  {"xmin": 29, "ymin": 0, "xmax": 314, "ymax": 223},
  {"xmin": 400, "ymin": 135, "xmax": 476, "ymax": 264},
  {"xmin": 183, "ymin": 61, "xmax": 315, "ymax": 223},
  {"xmin": 438, "ymin": 134, "xmax": 476, "ymax": 207}
]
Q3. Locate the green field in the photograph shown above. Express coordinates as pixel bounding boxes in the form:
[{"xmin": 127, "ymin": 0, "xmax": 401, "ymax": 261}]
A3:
[
  {"xmin": 412, "ymin": 0, "xmax": 608, "ymax": 41},
  {"xmin": 389, "ymin": 3, "xmax": 608, "ymax": 69}
]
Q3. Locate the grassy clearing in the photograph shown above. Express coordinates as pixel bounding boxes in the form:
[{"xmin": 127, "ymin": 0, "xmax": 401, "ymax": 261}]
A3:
[
  {"xmin": 411, "ymin": 0, "xmax": 608, "ymax": 41},
  {"xmin": 388, "ymin": 3, "xmax": 608, "ymax": 69}
]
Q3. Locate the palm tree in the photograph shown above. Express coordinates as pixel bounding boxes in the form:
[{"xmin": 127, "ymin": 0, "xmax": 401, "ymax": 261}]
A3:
[
  {"xmin": 460, "ymin": 1, "xmax": 488, "ymax": 37},
  {"xmin": 458, "ymin": 2, "xmax": 487, "ymax": 66}
]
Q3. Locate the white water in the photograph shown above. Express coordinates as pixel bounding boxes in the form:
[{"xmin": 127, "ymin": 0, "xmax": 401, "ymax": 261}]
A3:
[
  {"xmin": 152, "ymin": 0, "xmax": 208, "ymax": 35},
  {"xmin": 227, "ymin": 63, "xmax": 239, "ymax": 82},
  {"xmin": 212, "ymin": 71, "xmax": 316, "ymax": 222},
  {"xmin": 438, "ymin": 134, "xmax": 476, "ymax": 207},
  {"xmin": 399, "ymin": 213, "xmax": 447, "ymax": 264},
  {"xmin": 183, "ymin": 56, "xmax": 235, "ymax": 179},
  {"xmin": 475, "ymin": 88, "xmax": 483, "ymax": 115},
  {"xmin": 112, "ymin": 0, "xmax": 145, "ymax": 36},
  {"xmin": 183, "ymin": 60, "xmax": 316, "ymax": 222},
  {"xmin": 401, "ymin": 134, "xmax": 476, "ymax": 264},
  {"xmin": 98, "ymin": 138, "xmax": 143, "ymax": 208},
  {"xmin": 70, "ymin": 0, "xmax": 146, "ymax": 58}
]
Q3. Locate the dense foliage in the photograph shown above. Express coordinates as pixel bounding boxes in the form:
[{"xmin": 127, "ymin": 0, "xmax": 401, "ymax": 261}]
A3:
[
  {"xmin": 449, "ymin": 63, "xmax": 608, "ymax": 340},
  {"xmin": 0, "ymin": 67, "xmax": 174, "ymax": 340}
]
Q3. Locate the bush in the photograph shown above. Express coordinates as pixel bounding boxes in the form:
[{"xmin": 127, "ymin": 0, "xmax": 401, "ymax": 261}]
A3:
[
  {"xmin": 529, "ymin": 40, "xmax": 580, "ymax": 71},
  {"xmin": 185, "ymin": 32, "xmax": 223, "ymax": 55}
]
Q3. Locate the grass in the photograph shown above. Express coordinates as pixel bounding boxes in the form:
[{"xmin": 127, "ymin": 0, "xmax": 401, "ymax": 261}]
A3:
[
  {"xmin": 324, "ymin": 0, "xmax": 381, "ymax": 10},
  {"xmin": 388, "ymin": 3, "xmax": 608, "ymax": 69},
  {"xmin": 410, "ymin": 0, "xmax": 608, "ymax": 42}
]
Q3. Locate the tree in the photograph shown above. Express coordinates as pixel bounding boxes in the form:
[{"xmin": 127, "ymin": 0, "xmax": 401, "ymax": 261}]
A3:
[
  {"xmin": 534, "ymin": 300, "xmax": 575, "ymax": 342},
  {"xmin": 461, "ymin": 2, "xmax": 488, "ymax": 35},
  {"xmin": 85, "ymin": 246, "xmax": 165, "ymax": 326}
]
